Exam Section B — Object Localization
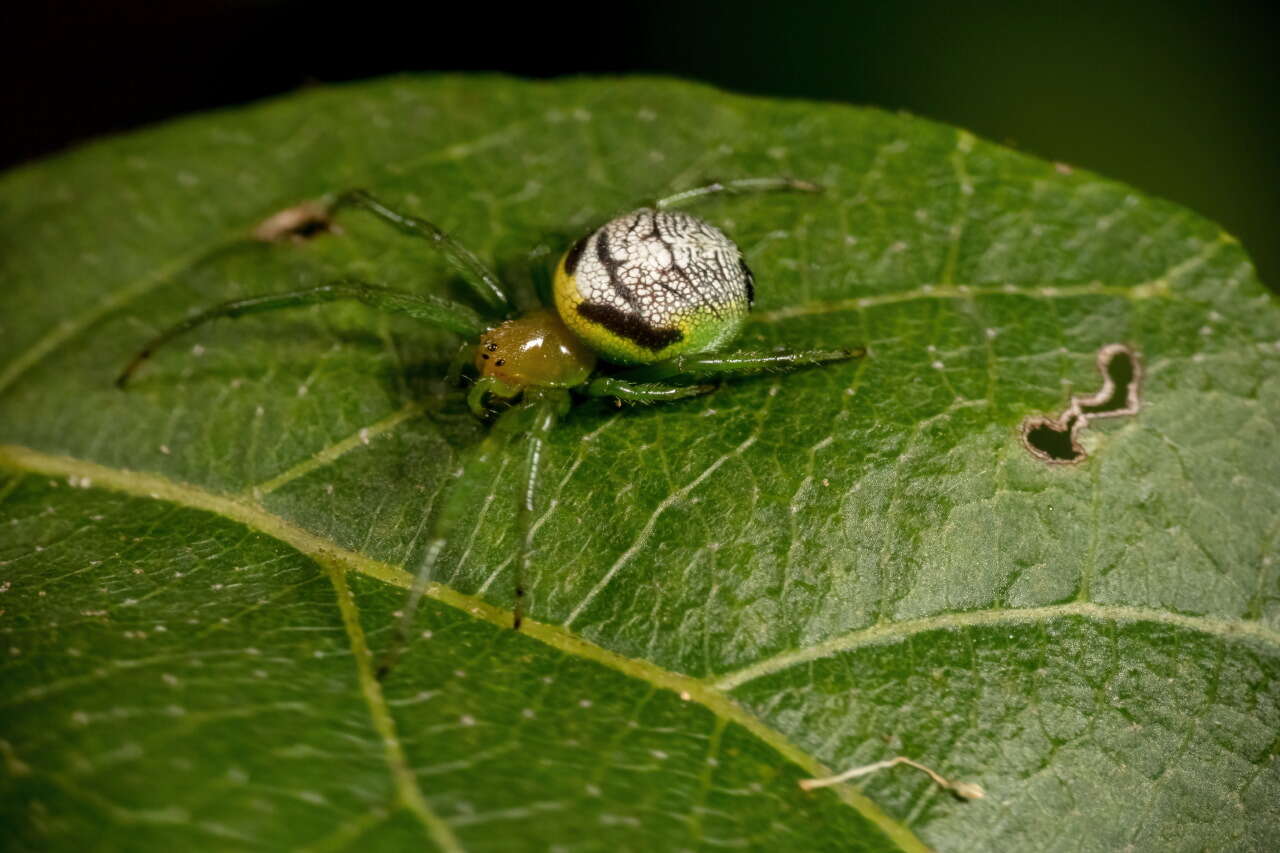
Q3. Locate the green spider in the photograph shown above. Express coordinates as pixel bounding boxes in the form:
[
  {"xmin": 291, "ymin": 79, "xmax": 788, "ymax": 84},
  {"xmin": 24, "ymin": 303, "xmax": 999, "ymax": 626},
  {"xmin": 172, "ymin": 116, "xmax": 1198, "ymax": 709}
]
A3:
[{"xmin": 116, "ymin": 179, "xmax": 862, "ymax": 671}]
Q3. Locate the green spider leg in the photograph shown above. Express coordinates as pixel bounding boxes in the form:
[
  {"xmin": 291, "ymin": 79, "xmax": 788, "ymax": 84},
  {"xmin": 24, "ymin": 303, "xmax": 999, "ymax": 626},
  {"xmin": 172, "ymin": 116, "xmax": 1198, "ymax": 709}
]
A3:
[
  {"xmin": 578, "ymin": 349, "xmax": 860, "ymax": 406},
  {"xmin": 615, "ymin": 347, "xmax": 864, "ymax": 385},
  {"xmin": 653, "ymin": 176, "xmax": 823, "ymax": 210},
  {"xmin": 509, "ymin": 391, "xmax": 567, "ymax": 630},
  {"xmin": 115, "ymin": 280, "xmax": 486, "ymax": 387},
  {"xmin": 376, "ymin": 537, "xmax": 445, "ymax": 681},
  {"xmin": 467, "ymin": 375, "xmax": 521, "ymax": 418},
  {"xmin": 330, "ymin": 189, "xmax": 512, "ymax": 314},
  {"xmin": 377, "ymin": 391, "xmax": 565, "ymax": 680},
  {"xmin": 582, "ymin": 378, "xmax": 716, "ymax": 404}
]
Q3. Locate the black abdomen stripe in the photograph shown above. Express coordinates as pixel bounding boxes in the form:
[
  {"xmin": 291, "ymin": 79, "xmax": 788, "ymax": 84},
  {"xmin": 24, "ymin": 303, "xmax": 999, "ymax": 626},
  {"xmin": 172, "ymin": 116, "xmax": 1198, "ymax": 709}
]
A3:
[
  {"xmin": 563, "ymin": 234, "xmax": 590, "ymax": 275},
  {"xmin": 740, "ymin": 259, "xmax": 755, "ymax": 307},
  {"xmin": 576, "ymin": 303, "xmax": 683, "ymax": 351}
]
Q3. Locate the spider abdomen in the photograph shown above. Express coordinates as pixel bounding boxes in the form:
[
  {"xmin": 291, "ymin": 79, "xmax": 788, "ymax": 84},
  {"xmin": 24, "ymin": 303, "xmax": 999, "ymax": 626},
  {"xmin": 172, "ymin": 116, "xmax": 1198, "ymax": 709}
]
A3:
[{"xmin": 553, "ymin": 208, "xmax": 754, "ymax": 365}]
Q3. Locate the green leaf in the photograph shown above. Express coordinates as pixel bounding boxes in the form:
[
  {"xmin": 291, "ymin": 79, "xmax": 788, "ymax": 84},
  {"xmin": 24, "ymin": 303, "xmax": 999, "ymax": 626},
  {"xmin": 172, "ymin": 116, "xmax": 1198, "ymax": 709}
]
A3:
[{"xmin": 1, "ymin": 75, "xmax": 1277, "ymax": 851}]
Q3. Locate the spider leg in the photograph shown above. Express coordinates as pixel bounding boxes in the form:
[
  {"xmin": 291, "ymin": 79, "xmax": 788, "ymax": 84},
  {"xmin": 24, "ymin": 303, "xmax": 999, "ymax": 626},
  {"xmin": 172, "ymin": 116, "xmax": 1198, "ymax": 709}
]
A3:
[
  {"xmin": 510, "ymin": 391, "xmax": 566, "ymax": 630},
  {"xmin": 616, "ymin": 347, "xmax": 864, "ymax": 384},
  {"xmin": 376, "ymin": 537, "xmax": 445, "ymax": 681},
  {"xmin": 445, "ymin": 340, "xmax": 475, "ymax": 387},
  {"xmin": 653, "ymin": 177, "xmax": 823, "ymax": 210},
  {"xmin": 467, "ymin": 376, "xmax": 521, "ymax": 419},
  {"xmin": 376, "ymin": 390, "xmax": 563, "ymax": 683},
  {"xmin": 331, "ymin": 189, "xmax": 512, "ymax": 313},
  {"xmin": 116, "ymin": 280, "xmax": 485, "ymax": 388},
  {"xmin": 583, "ymin": 377, "xmax": 716, "ymax": 404}
]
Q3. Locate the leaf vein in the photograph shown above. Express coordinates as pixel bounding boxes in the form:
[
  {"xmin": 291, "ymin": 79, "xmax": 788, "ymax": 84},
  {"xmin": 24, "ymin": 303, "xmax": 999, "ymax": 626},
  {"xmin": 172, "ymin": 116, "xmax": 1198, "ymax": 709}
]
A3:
[
  {"xmin": 714, "ymin": 601, "xmax": 1280, "ymax": 691},
  {"xmin": 0, "ymin": 442, "xmax": 925, "ymax": 853},
  {"xmin": 324, "ymin": 560, "xmax": 464, "ymax": 852}
]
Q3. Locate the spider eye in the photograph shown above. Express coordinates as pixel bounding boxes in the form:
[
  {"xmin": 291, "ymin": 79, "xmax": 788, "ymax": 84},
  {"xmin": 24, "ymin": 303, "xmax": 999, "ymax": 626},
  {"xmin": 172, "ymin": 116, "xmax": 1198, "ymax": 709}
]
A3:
[{"xmin": 552, "ymin": 209, "xmax": 751, "ymax": 365}]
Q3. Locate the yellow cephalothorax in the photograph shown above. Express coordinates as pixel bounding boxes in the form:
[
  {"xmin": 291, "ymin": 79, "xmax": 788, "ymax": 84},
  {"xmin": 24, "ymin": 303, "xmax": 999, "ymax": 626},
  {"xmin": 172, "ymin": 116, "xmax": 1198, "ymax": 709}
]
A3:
[
  {"xmin": 553, "ymin": 208, "xmax": 754, "ymax": 365},
  {"xmin": 475, "ymin": 308, "xmax": 596, "ymax": 390}
]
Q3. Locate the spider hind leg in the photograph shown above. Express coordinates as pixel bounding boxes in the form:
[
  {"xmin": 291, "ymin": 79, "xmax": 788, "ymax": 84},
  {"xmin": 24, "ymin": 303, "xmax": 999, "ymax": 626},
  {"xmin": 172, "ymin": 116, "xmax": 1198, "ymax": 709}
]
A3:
[{"xmin": 616, "ymin": 347, "xmax": 864, "ymax": 386}]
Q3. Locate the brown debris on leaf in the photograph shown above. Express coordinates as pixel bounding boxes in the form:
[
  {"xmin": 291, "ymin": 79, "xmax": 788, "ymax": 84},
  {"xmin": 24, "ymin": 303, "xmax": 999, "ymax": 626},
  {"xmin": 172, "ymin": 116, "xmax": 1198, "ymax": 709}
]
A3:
[{"xmin": 252, "ymin": 200, "xmax": 337, "ymax": 243}]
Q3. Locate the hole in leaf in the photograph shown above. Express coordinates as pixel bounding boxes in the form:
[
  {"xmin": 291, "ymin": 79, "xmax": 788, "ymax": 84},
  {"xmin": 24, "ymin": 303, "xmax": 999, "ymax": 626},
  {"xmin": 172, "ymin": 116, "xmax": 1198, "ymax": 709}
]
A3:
[
  {"xmin": 1021, "ymin": 344, "xmax": 1142, "ymax": 465},
  {"xmin": 1023, "ymin": 413, "xmax": 1083, "ymax": 463},
  {"xmin": 1077, "ymin": 345, "xmax": 1139, "ymax": 418}
]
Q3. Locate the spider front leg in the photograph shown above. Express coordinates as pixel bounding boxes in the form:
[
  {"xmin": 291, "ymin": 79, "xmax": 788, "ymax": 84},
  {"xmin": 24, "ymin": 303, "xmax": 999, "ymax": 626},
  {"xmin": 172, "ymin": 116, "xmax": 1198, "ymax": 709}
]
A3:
[
  {"xmin": 445, "ymin": 340, "xmax": 476, "ymax": 387},
  {"xmin": 116, "ymin": 280, "xmax": 487, "ymax": 387},
  {"xmin": 509, "ymin": 391, "xmax": 567, "ymax": 629},
  {"xmin": 467, "ymin": 376, "xmax": 523, "ymax": 418},
  {"xmin": 615, "ymin": 347, "xmax": 864, "ymax": 385},
  {"xmin": 376, "ymin": 537, "xmax": 445, "ymax": 681},
  {"xmin": 376, "ymin": 390, "xmax": 565, "ymax": 680},
  {"xmin": 329, "ymin": 189, "xmax": 511, "ymax": 313}
]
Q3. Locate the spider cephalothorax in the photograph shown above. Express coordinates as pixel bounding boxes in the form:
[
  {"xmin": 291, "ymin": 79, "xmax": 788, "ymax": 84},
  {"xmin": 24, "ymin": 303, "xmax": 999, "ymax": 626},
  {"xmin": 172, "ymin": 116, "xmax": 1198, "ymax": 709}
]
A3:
[
  {"xmin": 116, "ymin": 178, "xmax": 862, "ymax": 664},
  {"xmin": 474, "ymin": 308, "xmax": 596, "ymax": 390}
]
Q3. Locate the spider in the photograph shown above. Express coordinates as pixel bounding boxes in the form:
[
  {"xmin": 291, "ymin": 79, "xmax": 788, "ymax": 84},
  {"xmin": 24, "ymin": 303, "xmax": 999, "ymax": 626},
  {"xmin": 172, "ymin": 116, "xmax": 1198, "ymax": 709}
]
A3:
[{"xmin": 115, "ymin": 178, "xmax": 862, "ymax": 673}]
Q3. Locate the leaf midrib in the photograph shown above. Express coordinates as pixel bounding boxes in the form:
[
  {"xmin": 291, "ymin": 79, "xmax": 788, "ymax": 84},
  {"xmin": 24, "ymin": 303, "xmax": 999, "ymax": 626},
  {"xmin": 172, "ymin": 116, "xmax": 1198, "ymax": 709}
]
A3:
[
  {"xmin": 0, "ymin": 442, "xmax": 925, "ymax": 853},
  {"xmin": 324, "ymin": 560, "xmax": 464, "ymax": 852},
  {"xmin": 6, "ymin": 440, "xmax": 1278, "ymax": 848}
]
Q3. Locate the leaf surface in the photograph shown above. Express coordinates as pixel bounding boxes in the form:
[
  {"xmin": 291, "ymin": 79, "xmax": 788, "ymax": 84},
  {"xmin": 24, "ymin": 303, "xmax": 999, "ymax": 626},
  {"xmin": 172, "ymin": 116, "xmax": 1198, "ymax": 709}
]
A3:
[{"xmin": 1, "ymin": 75, "xmax": 1277, "ymax": 851}]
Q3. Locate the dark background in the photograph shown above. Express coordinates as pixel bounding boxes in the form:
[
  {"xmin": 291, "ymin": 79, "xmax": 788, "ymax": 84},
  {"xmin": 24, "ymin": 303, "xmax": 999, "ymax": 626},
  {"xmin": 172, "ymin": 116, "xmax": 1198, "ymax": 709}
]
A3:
[{"xmin": 6, "ymin": 0, "xmax": 1277, "ymax": 286}]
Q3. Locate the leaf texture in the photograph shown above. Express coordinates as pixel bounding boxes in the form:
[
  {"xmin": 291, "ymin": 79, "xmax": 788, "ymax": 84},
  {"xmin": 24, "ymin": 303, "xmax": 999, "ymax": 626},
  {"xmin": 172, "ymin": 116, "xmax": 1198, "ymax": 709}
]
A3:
[{"xmin": 1, "ymin": 75, "xmax": 1277, "ymax": 851}]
